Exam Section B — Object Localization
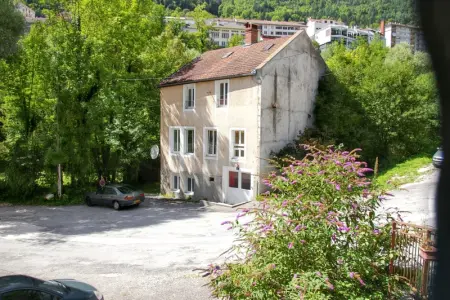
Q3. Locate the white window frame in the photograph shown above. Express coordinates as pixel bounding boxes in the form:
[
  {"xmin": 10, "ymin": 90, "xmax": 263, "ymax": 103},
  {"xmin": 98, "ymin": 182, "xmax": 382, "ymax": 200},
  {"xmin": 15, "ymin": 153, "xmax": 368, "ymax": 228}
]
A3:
[
  {"xmin": 215, "ymin": 79, "xmax": 230, "ymax": 108},
  {"xmin": 230, "ymin": 128, "xmax": 246, "ymax": 161},
  {"xmin": 186, "ymin": 176, "xmax": 195, "ymax": 194},
  {"xmin": 183, "ymin": 84, "xmax": 195, "ymax": 111},
  {"xmin": 184, "ymin": 127, "xmax": 195, "ymax": 156},
  {"xmin": 172, "ymin": 174, "xmax": 180, "ymax": 191},
  {"xmin": 169, "ymin": 126, "xmax": 182, "ymax": 155},
  {"xmin": 204, "ymin": 127, "xmax": 218, "ymax": 160}
]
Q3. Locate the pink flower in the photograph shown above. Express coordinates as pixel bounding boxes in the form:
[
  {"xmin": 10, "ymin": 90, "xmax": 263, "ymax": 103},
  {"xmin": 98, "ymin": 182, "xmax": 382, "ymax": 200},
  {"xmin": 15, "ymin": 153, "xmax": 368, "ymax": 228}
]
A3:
[
  {"xmin": 221, "ymin": 221, "xmax": 231, "ymax": 225},
  {"xmin": 227, "ymin": 226, "xmax": 232, "ymax": 230},
  {"xmin": 335, "ymin": 184, "xmax": 341, "ymax": 191},
  {"xmin": 347, "ymin": 184, "xmax": 352, "ymax": 191},
  {"xmin": 288, "ymin": 242, "xmax": 294, "ymax": 249},
  {"xmin": 358, "ymin": 278, "xmax": 366, "ymax": 286},
  {"xmin": 293, "ymin": 273, "xmax": 298, "ymax": 278},
  {"xmin": 282, "ymin": 200, "xmax": 288, "ymax": 207},
  {"xmin": 349, "ymin": 272, "xmax": 355, "ymax": 278},
  {"xmin": 316, "ymin": 271, "xmax": 322, "ymax": 277},
  {"xmin": 294, "ymin": 224, "xmax": 305, "ymax": 231}
]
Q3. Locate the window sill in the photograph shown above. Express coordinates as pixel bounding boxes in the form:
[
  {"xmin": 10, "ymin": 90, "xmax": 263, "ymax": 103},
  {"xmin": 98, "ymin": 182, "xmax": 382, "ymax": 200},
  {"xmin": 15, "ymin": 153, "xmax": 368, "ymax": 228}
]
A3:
[
  {"xmin": 185, "ymin": 192, "xmax": 194, "ymax": 196},
  {"xmin": 183, "ymin": 153, "xmax": 195, "ymax": 157},
  {"xmin": 205, "ymin": 155, "xmax": 218, "ymax": 160},
  {"xmin": 184, "ymin": 108, "xmax": 195, "ymax": 111},
  {"xmin": 171, "ymin": 189, "xmax": 180, "ymax": 193},
  {"xmin": 170, "ymin": 152, "xmax": 181, "ymax": 156}
]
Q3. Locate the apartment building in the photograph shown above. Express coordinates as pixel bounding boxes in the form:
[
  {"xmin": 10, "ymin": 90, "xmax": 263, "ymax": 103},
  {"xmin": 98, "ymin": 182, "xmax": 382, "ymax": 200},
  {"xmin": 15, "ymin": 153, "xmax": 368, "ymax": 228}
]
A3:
[
  {"xmin": 159, "ymin": 24, "xmax": 326, "ymax": 204},
  {"xmin": 383, "ymin": 22, "xmax": 426, "ymax": 52},
  {"xmin": 306, "ymin": 18, "xmax": 345, "ymax": 38},
  {"xmin": 314, "ymin": 24, "xmax": 382, "ymax": 49},
  {"xmin": 165, "ymin": 17, "xmax": 306, "ymax": 47}
]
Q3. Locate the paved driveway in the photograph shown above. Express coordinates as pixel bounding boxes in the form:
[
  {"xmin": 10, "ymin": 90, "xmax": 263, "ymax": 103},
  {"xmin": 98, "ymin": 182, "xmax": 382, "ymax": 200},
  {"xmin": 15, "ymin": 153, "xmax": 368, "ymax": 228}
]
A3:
[
  {"xmin": 379, "ymin": 168, "xmax": 438, "ymax": 227},
  {"xmin": 0, "ymin": 199, "xmax": 239, "ymax": 300}
]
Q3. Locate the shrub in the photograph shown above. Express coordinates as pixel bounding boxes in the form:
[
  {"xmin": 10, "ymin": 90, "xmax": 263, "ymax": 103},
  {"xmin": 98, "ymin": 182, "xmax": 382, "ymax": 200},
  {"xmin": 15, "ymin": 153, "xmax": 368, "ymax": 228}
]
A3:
[{"xmin": 206, "ymin": 145, "xmax": 404, "ymax": 299}]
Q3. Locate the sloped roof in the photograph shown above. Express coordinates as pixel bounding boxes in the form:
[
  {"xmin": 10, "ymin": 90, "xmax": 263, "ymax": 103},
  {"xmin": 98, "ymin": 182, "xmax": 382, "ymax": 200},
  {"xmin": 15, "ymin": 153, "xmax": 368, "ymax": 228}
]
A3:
[{"xmin": 159, "ymin": 36, "xmax": 293, "ymax": 87}]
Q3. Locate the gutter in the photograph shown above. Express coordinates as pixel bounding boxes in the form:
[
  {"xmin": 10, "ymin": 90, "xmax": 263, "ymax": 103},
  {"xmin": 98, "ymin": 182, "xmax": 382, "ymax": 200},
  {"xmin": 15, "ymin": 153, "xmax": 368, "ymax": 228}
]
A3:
[{"xmin": 159, "ymin": 72, "xmax": 255, "ymax": 88}]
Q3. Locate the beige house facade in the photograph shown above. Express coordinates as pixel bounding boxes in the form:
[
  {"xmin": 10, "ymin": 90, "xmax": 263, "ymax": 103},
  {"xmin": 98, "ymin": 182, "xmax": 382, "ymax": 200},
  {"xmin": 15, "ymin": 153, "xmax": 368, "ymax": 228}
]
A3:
[{"xmin": 159, "ymin": 26, "xmax": 326, "ymax": 204}]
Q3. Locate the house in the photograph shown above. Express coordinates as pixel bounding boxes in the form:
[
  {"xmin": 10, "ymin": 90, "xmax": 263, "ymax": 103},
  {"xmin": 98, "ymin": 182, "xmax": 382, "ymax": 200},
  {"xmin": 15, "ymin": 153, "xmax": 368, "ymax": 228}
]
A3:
[{"xmin": 159, "ymin": 24, "xmax": 326, "ymax": 205}]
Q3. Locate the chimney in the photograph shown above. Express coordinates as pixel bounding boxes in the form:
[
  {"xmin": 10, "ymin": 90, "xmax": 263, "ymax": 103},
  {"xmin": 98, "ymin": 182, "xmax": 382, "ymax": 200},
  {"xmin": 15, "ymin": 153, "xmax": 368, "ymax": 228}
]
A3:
[
  {"xmin": 245, "ymin": 23, "xmax": 259, "ymax": 45},
  {"xmin": 380, "ymin": 19, "xmax": 385, "ymax": 35}
]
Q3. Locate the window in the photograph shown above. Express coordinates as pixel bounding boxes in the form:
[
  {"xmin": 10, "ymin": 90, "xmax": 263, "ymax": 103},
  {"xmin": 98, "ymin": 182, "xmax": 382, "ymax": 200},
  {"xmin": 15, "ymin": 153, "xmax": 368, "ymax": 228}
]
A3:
[
  {"xmin": 222, "ymin": 32, "xmax": 230, "ymax": 39},
  {"xmin": 187, "ymin": 177, "xmax": 195, "ymax": 193},
  {"xmin": 205, "ymin": 129, "xmax": 218, "ymax": 158},
  {"xmin": 210, "ymin": 31, "xmax": 219, "ymax": 38},
  {"xmin": 221, "ymin": 41, "xmax": 227, "ymax": 47},
  {"xmin": 170, "ymin": 127, "xmax": 181, "ymax": 153},
  {"xmin": 183, "ymin": 84, "xmax": 195, "ymax": 110},
  {"xmin": 172, "ymin": 175, "xmax": 180, "ymax": 191},
  {"xmin": 231, "ymin": 130, "xmax": 245, "ymax": 158},
  {"xmin": 241, "ymin": 173, "xmax": 251, "ymax": 190},
  {"xmin": 215, "ymin": 80, "xmax": 229, "ymax": 107},
  {"xmin": 2, "ymin": 289, "xmax": 60, "ymax": 300},
  {"xmin": 231, "ymin": 30, "xmax": 238, "ymax": 36},
  {"xmin": 184, "ymin": 128, "xmax": 194, "ymax": 154},
  {"xmin": 229, "ymin": 171, "xmax": 239, "ymax": 188},
  {"xmin": 275, "ymin": 26, "xmax": 282, "ymax": 29},
  {"xmin": 264, "ymin": 31, "xmax": 267, "ymax": 35},
  {"xmin": 276, "ymin": 31, "xmax": 282, "ymax": 35},
  {"xmin": 104, "ymin": 187, "xmax": 117, "ymax": 195}
]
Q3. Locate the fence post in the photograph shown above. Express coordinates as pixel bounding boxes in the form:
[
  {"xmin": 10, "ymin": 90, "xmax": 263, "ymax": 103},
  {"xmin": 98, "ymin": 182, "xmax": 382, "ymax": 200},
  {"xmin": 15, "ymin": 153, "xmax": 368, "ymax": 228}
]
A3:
[
  {"xmin": 419, "ymin": 229, "xmax": 437, "ymax": 298},
  {"xmin": 389, "ymin": 221, "xmax": 397, "ymax": 275}
]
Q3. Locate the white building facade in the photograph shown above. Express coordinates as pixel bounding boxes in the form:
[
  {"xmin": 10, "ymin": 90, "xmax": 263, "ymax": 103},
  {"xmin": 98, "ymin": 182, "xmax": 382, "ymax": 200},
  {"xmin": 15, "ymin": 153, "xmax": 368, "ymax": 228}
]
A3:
[{"xmin": 314, "ymin": 25, "xmax": 382, "ymax": 49}]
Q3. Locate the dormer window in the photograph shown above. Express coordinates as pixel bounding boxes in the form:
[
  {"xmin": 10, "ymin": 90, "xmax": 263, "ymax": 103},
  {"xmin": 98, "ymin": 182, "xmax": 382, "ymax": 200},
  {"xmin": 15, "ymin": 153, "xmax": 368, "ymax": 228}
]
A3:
[
  {"xmin": 215, "ymin": 80, "xmax": 229, "ymax": 107},
  {"xmin": 183, "ymin": 84, "xmax": 195, "ymax": 110}
]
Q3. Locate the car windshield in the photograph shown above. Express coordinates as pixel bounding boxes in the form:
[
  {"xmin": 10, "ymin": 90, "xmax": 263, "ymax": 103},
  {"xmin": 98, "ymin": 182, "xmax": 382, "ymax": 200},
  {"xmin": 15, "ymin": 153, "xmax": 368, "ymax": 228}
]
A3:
[{"xmin": 117, "ymin": 186, "xmax": 134, "ymax": 194}]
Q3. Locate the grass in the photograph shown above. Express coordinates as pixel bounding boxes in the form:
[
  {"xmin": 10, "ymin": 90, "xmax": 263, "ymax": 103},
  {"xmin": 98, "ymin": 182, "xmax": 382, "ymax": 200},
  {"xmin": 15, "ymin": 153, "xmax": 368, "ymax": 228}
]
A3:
[
  {"xmin": 374, "ymin": 155, "xmax": 433, "ymax": 190},
  {"xmin": 0, "ymin": 194, "xmax": 85, "ymax": 206}
]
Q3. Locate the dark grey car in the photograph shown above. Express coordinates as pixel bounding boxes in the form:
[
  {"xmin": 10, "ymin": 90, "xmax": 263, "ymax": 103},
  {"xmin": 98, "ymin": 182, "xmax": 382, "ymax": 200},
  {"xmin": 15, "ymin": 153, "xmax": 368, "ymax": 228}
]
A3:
[
  {"xmin": 0, "ymin": 275, "xmax": 103, "ymax": 300},
  {"xmin": 85, "ymin": 184, "xmax": 145, "ymax": 210}
]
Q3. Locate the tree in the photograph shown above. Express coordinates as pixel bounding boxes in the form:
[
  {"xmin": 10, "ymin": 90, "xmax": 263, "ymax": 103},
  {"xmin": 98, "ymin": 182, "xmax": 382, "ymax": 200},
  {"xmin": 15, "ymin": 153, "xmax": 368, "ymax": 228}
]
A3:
[
  {"xmin": 0, "ymin": 0, "xmax": 25, "ymax": 58},
  {"xmin": 0, "ymin": 0, "xmax": 200, "ymax": 198},
  {"xmin": 315, "ymin": 41, "xmax": 439, "ymax": 165},
  {"xmin": 228, "ymin": 34, "xmax": 244, "ymax": 47}
]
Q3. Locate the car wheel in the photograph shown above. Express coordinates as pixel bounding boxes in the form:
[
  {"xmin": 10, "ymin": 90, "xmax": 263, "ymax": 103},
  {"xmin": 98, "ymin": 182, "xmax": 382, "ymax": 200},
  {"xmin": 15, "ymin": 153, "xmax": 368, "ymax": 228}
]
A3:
[
  {"xmin": 85, "ymin": 197, "xmax": 93, "ymax": 207},
  {"xmin": 113, "ymin": 201, "xmax": 121, "ymax": 211},
  {"xmin": 135, "ymin": 203, "xmax": 140, "ymax": 208}
]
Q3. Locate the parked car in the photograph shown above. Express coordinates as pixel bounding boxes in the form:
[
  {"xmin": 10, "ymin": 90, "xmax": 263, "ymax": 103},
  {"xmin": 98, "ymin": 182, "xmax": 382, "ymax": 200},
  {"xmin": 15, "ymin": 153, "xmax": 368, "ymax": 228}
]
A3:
[
  {"xmin": 433, "ymin": 147, "xmax": 444, "ymax": 168},
  {"xmin": 0, "ymin": 274, "xmax": 103, "ymax": 299},
  {"xmin": 85, "ymin": 184, "xmax": 145, "ymax": 210}
]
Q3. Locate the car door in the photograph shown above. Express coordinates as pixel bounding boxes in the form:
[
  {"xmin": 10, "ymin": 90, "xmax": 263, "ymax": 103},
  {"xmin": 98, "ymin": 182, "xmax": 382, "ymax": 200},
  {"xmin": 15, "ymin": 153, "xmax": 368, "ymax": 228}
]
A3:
[
  {"xmin": 1, "ymin": 288, "xmax": 61, "ymax": 300},
  {"xmin": 103, "ymin": 187, "xmax": 118, "ymax": 206},
  {"xmin": 90, "ymin": 189, "xmax": 104, "ymax": 205}
]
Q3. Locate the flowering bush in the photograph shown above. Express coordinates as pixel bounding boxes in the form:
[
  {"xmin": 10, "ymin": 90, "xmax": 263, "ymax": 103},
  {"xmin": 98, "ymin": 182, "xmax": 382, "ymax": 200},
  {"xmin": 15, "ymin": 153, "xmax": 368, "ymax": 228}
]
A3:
[{"xmin": 207, "ymin": 146, "xmax": 403, "ymax": 299}]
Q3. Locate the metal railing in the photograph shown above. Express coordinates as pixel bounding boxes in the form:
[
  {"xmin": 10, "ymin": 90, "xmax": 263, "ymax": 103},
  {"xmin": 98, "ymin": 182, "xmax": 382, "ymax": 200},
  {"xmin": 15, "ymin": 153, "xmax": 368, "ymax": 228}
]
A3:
[{"xmin": 390, "ymin": 221, "xmax": 437, "ymax": 299}]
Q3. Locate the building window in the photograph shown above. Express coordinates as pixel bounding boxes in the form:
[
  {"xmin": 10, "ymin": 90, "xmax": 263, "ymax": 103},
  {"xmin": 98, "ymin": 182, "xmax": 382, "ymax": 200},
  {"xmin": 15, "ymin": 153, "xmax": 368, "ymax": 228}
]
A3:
[
  {"xmin": 172, "ymin": 174, "xmax": 180, "ymax": 191},
  {"xmin": 205, "ymin": 128, "xmax": 218, "ymax": 158},
  {"xmin": 275, "ymin": 26, "xmax": 282, "ymax": 29},
  {"xmin": 170, "ymin": 127, "xmax": 181, "ymax": 153},
  {"xmin": 231, "ymin": 130, "xmax": 245, "ymax": 158},
  {"xmin": 210, "ymin": 31, "xmax": 219, "ymax": 38},
  {"xmin": 184, "ymin": 128, "xmax": 195, "ymax": 154},
  {"xmin": 222, "ymin": 32, "xmax": 230, "ymax": 39},
  {"xmin": 187, "ymin": 177, "xmax": 195, "ymax": 193},
  {"xmin": 183, "ymin": 84, "xmax": 195, "ymax": 110},
  {"xmin": 264, "ymin": 31, "xmax": 267, "ymax": 35},
  {"xmin": 215, "ymin": 80, "xmax": 229, "ymax": 107},
  {"xmin": 275, "ymin": 31, "xmax": 282, "ymax": 35},
  {"xmin": 231, "ymin": 30, "xmax": 238, "ymax": 36}
]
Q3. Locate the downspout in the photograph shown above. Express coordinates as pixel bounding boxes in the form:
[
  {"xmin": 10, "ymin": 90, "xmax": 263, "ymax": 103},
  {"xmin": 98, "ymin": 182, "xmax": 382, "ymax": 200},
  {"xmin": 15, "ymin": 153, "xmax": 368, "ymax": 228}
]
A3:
[{"xmin": 254, "ymin": 68, "xmax": 262, "ymax": 199}]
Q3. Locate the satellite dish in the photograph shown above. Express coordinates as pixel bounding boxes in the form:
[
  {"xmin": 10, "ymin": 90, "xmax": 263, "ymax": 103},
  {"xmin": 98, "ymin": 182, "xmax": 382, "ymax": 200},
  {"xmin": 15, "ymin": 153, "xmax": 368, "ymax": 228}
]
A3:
[{"xmin": 150, "ymin": 145, "xmax": 159, "ymax": 159}]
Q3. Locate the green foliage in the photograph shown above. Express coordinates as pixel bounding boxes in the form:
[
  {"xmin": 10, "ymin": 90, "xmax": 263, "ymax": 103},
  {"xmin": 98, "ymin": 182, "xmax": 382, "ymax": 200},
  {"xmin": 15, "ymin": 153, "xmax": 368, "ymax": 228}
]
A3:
[
  {"xmin": 315, "ymin": 41, "xmax": 439, "ymax": 166},
  {"xmin": 375, "ymin": 155, "xmax": 433, "ymax": 190},
  {"xmin": 0, "ymin": 0, "xmax": 205, "ymax": 198},
  {"xmin": 207, "ymin": 146, "xmax": 404, "ymax": 299},
  {"xmin": 228, "ymin": 34, "xmax": 244, "ymax": 47},
  {"xmin": 218, "ymin": 0, "xmax": 418, "ymax": 26},
  {"xmin": 0, "ymin": 0, "xmax": 25, "ymax": 58}
]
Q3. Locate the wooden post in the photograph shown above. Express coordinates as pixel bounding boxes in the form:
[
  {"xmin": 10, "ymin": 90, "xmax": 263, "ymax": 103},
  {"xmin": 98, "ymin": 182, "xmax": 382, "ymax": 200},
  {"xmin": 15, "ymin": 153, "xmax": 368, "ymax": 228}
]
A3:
[
  {"xmin": 419, "ymin": 246, "xmax": 437, "ymax": 298},
  {"xmin": 389, "ymin": 221, "xmax": 397, "ymax": 275}
]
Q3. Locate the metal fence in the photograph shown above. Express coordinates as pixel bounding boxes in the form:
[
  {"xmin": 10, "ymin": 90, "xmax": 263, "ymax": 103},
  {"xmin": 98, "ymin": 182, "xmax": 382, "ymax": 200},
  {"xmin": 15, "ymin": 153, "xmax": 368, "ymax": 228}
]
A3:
[{"xmin": 390, "ymin": 221, "xmax": 437, "ymax": 299}]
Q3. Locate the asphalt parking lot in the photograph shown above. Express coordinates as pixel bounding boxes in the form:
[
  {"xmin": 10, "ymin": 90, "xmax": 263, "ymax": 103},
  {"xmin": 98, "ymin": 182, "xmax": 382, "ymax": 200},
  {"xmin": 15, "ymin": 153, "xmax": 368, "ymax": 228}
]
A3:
[{"xmin": 0, "ymin": 199, "xmax": 240, "ymax": 300}]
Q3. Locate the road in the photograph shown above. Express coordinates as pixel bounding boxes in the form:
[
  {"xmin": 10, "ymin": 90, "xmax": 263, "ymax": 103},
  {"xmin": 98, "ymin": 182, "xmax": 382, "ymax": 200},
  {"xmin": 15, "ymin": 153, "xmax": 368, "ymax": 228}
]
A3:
[
  {"xmin": 0, "ymin": 199, "xmax": 240, "ymax": 300},
  {"xmin": 379, "ymin": 167, "xmax": 438, "ymax": 228}
]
